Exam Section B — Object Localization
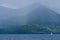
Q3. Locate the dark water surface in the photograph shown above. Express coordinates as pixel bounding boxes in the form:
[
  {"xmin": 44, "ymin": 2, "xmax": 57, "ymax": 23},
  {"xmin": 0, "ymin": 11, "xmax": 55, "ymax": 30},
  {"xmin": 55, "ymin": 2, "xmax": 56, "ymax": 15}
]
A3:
[{"xmin": 0, "ymin": 34, "xmax": 60, "ymax": 40}]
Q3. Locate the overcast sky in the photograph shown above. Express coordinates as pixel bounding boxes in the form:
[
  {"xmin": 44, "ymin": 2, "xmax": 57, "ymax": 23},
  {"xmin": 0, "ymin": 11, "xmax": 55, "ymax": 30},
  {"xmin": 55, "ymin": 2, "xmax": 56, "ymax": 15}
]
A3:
[{"xmin": 0, "ymin": 0, "xmax": 60, "ymax": 14}]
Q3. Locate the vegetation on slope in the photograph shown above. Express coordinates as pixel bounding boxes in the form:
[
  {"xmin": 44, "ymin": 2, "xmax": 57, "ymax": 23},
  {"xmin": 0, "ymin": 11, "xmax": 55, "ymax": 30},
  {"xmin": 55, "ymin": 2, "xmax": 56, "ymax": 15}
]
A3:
[{"xmin": 0, "ymin": 24, "xmax": 60, "ymax": 34}]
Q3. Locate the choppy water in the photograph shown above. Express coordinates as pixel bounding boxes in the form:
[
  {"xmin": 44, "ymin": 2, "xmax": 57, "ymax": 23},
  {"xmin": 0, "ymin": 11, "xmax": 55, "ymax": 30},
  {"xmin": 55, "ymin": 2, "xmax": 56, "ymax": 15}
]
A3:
[{"xmin": 0, "ymin": 34, "xmax": 60, "ymax": 40}]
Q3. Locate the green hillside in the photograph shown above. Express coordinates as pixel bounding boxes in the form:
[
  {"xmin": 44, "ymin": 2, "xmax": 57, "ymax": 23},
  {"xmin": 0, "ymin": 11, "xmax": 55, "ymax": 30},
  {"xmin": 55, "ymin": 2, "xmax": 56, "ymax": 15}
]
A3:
[{"xmin": 0, "ymin": 24, "xmax": 60, "ymax": 34}]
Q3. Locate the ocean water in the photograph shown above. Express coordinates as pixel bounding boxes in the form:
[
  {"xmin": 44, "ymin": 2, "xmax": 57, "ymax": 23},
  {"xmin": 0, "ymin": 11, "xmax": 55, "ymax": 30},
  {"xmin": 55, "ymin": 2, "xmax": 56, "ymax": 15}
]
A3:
[{"xmin": 0, "ymin": 34, "xmax": 60, "ymax": 40}]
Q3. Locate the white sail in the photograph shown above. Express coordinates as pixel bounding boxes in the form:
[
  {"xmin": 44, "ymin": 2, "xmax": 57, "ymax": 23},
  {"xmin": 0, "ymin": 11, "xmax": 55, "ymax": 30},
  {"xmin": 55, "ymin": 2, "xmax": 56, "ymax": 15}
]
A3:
[{"xmin": 51, "ymin": 32, "xmax": 53, "ymax": 35}]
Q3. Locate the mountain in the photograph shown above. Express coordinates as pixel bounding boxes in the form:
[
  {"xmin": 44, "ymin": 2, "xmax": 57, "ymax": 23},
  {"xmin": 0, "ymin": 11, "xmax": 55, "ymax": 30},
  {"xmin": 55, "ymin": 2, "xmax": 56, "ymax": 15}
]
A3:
[
  {"xmin": 0, "ymin": 6, "xmax": 30, "ymax": 28},
  {"xmin": 27, "ymin": 4, "xmax": 60, "ymax": 26},
  {"xmin": 0, "ymin": 3, "xmax": 60, "ymax": 34},
  {"xmin": 0, "ymin": 4, "xmax": 42, "ymax": 28}
]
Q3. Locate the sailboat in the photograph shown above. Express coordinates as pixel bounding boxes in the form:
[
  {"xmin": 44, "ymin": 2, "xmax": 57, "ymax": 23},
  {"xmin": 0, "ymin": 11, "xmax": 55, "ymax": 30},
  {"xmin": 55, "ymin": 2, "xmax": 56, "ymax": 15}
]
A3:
[
  {"xmin": 51, "ymin": 32, "xmax": 53, "ymax": 40},
  {"xmin": 51, "ymin": 32, "xmax": 53, "ymax": 36}
]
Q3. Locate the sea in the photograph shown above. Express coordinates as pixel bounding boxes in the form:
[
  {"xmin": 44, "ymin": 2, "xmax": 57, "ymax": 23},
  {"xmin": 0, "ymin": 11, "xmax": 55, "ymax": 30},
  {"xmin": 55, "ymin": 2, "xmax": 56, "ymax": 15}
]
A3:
[{"xmin": 0, "ymin": 34, "xmax": 60, "ymax": 40}]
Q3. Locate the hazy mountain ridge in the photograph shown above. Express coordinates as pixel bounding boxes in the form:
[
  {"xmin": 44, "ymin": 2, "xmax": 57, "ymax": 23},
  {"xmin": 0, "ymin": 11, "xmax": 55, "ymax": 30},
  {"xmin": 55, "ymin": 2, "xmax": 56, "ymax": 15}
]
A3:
[
  {"xmin": 27, "ymin": 5, "xmax": 60, "ymax": 26},
  {"xmin": 0, "ymin": 3, "xmax": 41, "ymax": 28},
  {"xmin": 0, "ymin": 3, "xmax": 60, "ymax": 34}
]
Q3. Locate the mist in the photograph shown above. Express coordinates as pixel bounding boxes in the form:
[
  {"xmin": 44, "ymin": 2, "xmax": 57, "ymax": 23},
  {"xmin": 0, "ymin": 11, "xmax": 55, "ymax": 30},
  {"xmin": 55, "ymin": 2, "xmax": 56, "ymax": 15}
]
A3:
[
  {"xmin": 0, "ymin": 0, "xmax": 60, "ymax": 28},
  {"xmin": 0, "ymin": 0, "xmax": 60, "ymax": 14}
]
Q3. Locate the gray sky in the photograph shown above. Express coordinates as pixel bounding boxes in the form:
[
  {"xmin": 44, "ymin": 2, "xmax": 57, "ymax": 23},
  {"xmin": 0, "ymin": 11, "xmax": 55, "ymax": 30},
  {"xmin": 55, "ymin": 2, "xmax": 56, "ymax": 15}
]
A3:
[
  {"xmin": 0, "ymin": 0, "xmax": 38, "ymax": 9},
  {"xmin": 0, "ymin": 0, "xmax": 60, "ymax": 14}
]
